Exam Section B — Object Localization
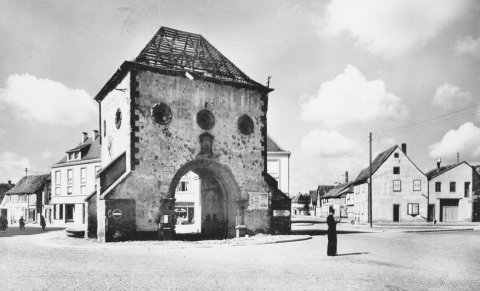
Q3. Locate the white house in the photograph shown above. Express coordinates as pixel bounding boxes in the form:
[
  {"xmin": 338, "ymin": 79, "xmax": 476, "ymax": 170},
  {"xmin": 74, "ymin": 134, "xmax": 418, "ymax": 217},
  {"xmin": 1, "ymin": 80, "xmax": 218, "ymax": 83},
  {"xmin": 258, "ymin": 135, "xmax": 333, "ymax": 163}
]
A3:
[
  {"xmin": 50, "ymin": 131, "xmax": 101, "ymax": 225},
  {"xmin": 351, "ymin": 144, "xmax": 428, "ymax": 223},
  {"xmin": 174, "ymin": 171, "xmax": 201, "ymax": 233},
  {"xmin": 426, "ymin": 161, "xmax": 480, "ymax": 222},
  {"xmin": 266, "ymin": 136, "xmax": 290, "ymax": 195}
]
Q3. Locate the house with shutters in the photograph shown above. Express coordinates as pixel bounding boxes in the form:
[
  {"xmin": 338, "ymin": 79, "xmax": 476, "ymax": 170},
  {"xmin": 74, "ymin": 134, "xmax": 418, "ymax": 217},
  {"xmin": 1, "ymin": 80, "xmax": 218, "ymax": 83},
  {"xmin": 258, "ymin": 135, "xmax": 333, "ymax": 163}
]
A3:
[
  {"xmin": 1, "ymin": 174, "xmax": 50, "ymax": 224},
  {"xmin": 351, "ymin": 144, "xmax": 428, "ymax": 223},
  {"xmin": 50, "ymin": 131, "xmax": 101, "ymax": 225},
  {"xmin": 426, "ymin": 161, "xmax": 480, "ymax": 222}
]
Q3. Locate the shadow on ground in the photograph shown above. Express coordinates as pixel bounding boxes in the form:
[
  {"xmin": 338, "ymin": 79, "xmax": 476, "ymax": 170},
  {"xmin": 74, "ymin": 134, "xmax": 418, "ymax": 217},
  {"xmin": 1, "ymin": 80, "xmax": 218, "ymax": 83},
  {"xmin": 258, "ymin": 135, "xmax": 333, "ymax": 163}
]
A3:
[{"xmin": 0, "ymin": 226, "xmax": 65, "ymax": 238}]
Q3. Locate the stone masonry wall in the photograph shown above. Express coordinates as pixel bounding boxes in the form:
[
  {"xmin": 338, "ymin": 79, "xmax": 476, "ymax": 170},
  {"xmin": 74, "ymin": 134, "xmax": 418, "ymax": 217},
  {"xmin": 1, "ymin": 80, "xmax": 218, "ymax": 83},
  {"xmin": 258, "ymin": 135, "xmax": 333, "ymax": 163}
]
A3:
[{"xmin": 105, "ymin": 70, "xmax": 270, "ymax": 235}]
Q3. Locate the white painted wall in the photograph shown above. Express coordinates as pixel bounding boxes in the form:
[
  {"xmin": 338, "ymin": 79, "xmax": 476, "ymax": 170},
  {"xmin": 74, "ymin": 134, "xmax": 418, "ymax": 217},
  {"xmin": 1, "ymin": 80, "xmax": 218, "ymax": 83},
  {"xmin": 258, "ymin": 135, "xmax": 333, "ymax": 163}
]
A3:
[{"xmin": 267, "ymin": 151, "xmax": 290, "ymax": 195}]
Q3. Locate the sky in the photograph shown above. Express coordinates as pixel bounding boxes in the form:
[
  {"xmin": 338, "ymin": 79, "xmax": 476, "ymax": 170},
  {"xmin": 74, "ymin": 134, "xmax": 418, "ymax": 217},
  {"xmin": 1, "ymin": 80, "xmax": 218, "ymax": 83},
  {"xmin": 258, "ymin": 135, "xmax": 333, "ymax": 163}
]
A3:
[{"xmin": 0, "ymin": 0, "xmax": 479, "ymax": 195}]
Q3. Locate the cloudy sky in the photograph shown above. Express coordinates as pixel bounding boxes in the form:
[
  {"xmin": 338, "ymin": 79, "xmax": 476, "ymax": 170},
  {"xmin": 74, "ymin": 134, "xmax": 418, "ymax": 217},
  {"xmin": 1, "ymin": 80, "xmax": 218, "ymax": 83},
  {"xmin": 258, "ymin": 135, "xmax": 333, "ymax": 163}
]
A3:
[{"xmin": 0, "ymin": 0, "xmax": 479, "ymax": 195}]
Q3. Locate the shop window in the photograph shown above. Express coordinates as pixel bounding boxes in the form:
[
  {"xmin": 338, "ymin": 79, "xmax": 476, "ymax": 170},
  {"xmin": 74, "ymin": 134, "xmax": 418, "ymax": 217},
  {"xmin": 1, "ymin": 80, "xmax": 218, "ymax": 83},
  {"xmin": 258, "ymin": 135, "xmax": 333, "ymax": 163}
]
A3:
[
  {"xmin": 65, "ymin": 204, "xmax": 74, "ymax": 222},
  {"xmin": 407, "ymin": 203, "xmax": 419, "ymax": 216},
  {"xmin": 450, "ymin": 182, "xmax": 456, "ymax": 192},
  {"xmin": 174, "ymin": 202, "xmax": 195, "ymax": 225},
  {"xmin": 59, "ymin": 205, "xmax": 64, "ymax": 220},
  {"xmin": 435, "ymin": 182, "xmax": 441, "ymax": 192}
]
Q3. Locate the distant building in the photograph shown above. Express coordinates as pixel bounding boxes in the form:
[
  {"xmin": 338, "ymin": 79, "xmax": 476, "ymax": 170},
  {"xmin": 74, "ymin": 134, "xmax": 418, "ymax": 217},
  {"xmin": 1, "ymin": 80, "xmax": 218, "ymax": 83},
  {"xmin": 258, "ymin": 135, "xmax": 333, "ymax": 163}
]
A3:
[
  {"xmin": 0, "ymin": 181, "xmax": 15, "ymax": 217},
  {"xmin": 266, "ymin": 136, "xmax": 290, "ymax": 195},
  {"xmin": 321, "ymin": 182, "xmax": 353, "ymax": 218},
  {"xmin": 1, "ymin": 174, "xmax": 50, "ymax": 224},
  {"xmin": 174, "ymin": 171, "xmax": 201, "ymax": 233},
  {"xmin": 351, "ymin": 144, "xmax": 428, "ymax": 223},
  {"xmin": 50, "ymin": 131, "xmax": 101, "ymax": 225},
  {"xmin": 291, "ymin": 193, "xmax": 310, "ymax": 215},
  {"xmin": 426, "ymin": 161, "xmax": 480, "ymax": 222}
]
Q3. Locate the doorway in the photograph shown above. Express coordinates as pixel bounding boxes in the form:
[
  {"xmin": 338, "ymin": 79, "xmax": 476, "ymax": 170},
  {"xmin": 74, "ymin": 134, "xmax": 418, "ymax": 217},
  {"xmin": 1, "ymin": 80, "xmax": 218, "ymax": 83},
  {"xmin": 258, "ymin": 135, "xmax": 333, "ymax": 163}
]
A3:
[
  {"xmin": 393, "ymin": 204, "xmax": 400, "ymax": 222},
  {"xmin": 440, "ymin": 199, "xmax": 459, "ymax": 222},
  {"xmin": 428, "ymin": 204, "xmax": 435, "ymax": 222}
]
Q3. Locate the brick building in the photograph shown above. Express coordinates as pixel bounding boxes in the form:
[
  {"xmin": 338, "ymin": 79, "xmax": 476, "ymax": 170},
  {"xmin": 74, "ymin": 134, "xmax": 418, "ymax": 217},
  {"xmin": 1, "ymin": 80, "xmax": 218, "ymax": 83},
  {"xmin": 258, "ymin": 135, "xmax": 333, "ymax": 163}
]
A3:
[{"xmin": 93, "ymin": 27, "xmax": 290, "ymax": 242}]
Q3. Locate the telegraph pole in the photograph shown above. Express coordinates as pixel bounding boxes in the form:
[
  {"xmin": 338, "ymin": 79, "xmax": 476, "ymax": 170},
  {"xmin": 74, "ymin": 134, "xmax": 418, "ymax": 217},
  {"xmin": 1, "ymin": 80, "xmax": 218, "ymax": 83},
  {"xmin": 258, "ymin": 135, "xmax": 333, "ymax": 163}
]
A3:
[{"xmin": 369, "ymin": 132, "xmax": 373, "ymax": 228}]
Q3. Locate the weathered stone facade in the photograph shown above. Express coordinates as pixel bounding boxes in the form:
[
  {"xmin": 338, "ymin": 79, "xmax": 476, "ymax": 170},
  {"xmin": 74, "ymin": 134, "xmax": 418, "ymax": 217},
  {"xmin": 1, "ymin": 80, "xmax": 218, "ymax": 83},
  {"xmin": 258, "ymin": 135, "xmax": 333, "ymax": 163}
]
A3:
[{"xmin": 94, "ymin": 27, "xmax": 290, "ymax": 242}]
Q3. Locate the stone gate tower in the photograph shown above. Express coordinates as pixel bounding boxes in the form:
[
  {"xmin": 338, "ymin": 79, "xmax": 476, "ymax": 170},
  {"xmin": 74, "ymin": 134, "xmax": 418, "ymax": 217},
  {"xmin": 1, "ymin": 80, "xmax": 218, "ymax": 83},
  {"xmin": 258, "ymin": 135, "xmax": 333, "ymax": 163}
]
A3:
[{"xmin": 93, "ymin": 27, "xmax": 290, "ymax": 242}]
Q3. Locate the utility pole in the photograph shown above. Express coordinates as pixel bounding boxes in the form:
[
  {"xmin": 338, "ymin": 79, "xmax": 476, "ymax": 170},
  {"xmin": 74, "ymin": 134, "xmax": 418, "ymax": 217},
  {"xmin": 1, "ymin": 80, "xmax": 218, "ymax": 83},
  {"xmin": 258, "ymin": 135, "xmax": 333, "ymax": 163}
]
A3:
[{"xmin": 369, "ymin": 132, "xmax": 373, "ymax": 228}]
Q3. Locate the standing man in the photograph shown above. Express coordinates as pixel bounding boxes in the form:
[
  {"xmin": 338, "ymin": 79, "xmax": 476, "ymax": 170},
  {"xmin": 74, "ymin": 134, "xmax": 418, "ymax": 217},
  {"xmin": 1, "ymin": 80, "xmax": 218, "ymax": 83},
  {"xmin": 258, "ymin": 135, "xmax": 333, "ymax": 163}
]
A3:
[
  {"xmin": 19, "ymin": 216, "xmax": 25, "ymax": 231},
  {"xmin": 40, "ymin": 215, "xmax": 46, "ymax": 231},
  {"xmin": 0, "ymin": 215, "xmax": 7, "ymax": 232},
  {"xmin": 327, "ymin": 207, "xmax": 340, "ymax": 256}
]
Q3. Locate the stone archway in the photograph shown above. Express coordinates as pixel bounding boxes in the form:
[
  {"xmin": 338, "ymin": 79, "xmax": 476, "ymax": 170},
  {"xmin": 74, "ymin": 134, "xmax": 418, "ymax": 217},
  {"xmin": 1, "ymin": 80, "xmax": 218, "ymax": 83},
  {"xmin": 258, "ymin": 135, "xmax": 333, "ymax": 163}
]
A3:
[{"xmin": 167, "ymin": 159, "xmax": 242, "ymax": 238}]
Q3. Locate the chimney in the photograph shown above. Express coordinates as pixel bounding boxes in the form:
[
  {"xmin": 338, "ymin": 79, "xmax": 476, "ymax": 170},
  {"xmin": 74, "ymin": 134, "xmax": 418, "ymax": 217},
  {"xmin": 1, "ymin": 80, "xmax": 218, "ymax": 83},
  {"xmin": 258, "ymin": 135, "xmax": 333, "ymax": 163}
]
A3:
[
  {"xmin": 8, "ymin": 180, "xmax": 11, "ymax": 185},
  {"xmin": 82, "ymin": 132, "xmax": 88, "ymax": 143},
  {"xmin": 92, "ymin": 130, "xmax": 99, "ymax": 140},
  {"xmin": 345, "ymin": 171, "xmax": 348, "ymax": 183},
  {"xmin": 401, "ymin": 143, "xmax": 407, "ymax": 155},
  {"xmin": 437, "ymin": 158, "xmax": 442, "ymax": 171}
]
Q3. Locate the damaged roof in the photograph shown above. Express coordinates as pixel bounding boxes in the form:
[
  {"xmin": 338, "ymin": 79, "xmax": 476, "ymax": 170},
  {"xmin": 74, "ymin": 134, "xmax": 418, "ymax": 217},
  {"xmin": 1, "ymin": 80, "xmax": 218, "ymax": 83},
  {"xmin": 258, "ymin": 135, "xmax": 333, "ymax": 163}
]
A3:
[{"xmin": 135, "ymin": 26, "xmax": 265, "ymax": 88}]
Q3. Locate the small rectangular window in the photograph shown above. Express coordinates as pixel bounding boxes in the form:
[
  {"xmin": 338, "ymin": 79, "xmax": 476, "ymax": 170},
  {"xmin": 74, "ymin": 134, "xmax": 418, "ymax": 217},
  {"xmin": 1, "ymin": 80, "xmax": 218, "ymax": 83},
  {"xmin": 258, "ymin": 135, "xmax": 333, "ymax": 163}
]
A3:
[
  {"xmin": 67, "ymin": 186, "xmax": 73, "ymax": 195},
  {"xmin": 407, "ymin": 203, "xmax": 419, "ymax": 216},
  {"xmin": 435, "ymin": 182, "xmax": 441, "ymax": 192},
  {"xmin": 67, "ymin": 169, "xmax": 73, "ymax": 185},
  {"xmin": 176, "ymin": 181, "xmax": 189, "ymax": 192},
  {"xmin": 80, "ymin": 185, "xmax": 86, "ymax": 195},
  {"xmin": 413, "ymin": 180, "xmax": 421, "ymax": 191},
  {"xmin": 55, "ymin": 171, "xmax": 61, "ymax": 186},
  {"xmin": 55, "ymin": 187, "xmax": 60, "ymax": 196},
  {"xmin": 393, "ymin": 167, "xmax": 400, "ymax": 174},
  {"xmin": 465, "ymin": 182, "xmax": 470, "ymax": 198},
  {"xmin": 81, "ymin": 168, "xmax": 87, "ymax": 184},
  {"xmin": 394, "ymin": 153, "xmax": 399, "ymax": 158},
  {"xmin": 393, "ymin": 180, "xmax": 401, "ymax": 192},
  {"xmin": 450, "ymin": 182, "xmax": 456, "ymax": 192}
]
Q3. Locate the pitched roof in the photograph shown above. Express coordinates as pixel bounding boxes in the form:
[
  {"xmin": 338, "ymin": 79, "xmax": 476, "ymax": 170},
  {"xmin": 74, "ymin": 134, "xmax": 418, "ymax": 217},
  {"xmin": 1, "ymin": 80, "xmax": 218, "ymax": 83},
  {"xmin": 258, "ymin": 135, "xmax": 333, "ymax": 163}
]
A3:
[
  {"xmin": 54, "ymin": 137, "xmax": 101, "ymax": 166},
  {"xmin": 6, "ymin": 174, "xmax": 50, "ymax": 195},
  {"xmin": 317, "ymin": 185, "xmax": 335, "ymax": 197},
  {"xmin": 267, "ymin": 136, "xmax": 288, "ymax": 152},
  {"xmin": 323, "ymin": 182, "xmax": 354, "ymax": 198},
  {"xmin": 355, "ymin": 145, "xmax": 398, "ymax": 184},
  {"xmin": 135, "ymin": 26, "xmax": 264, "ymax": 88},
  {"xmin": 426, "ymin": 161, "xmax": 472, "ymax": 180},
  {"xmin": 0, "ymin": 183, "xmax": 15, "ymax": 203},
  {"xmin": 291, "ymin": 193, "xmax": 310, "ymax": 204}
]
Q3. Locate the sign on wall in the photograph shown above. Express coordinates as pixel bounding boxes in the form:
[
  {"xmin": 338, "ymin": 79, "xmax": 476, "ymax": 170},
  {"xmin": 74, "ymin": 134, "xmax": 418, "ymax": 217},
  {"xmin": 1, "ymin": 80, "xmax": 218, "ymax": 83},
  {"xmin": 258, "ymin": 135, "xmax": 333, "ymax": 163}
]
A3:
[{"xmin": 248, "ymin": 192, "xmax": 269, "ymax": 210}]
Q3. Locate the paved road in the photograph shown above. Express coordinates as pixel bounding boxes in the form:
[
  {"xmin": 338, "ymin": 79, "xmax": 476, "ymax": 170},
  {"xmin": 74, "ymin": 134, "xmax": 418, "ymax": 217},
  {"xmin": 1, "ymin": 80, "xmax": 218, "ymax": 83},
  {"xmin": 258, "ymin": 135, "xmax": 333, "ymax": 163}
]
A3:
[{"xmin": 1, "ymin": 226, "xmax": 479, "ymax": 290}]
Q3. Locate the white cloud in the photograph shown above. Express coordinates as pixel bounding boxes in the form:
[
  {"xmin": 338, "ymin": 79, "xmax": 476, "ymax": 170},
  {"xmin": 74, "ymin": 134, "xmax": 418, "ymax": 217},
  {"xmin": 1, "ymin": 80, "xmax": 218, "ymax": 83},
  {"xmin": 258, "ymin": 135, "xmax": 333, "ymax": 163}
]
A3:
[
  {"xmin": 429, "ymin": 122, "xmax": 480, "ymax": 160},
  {"xmin": 41, "ymin": 150, "xmax": 54, "ymax": 160},
  {"xmin": 322, "ymin": 0, "xmax": 469, "ymax": 58},
  {"xmin": 301, "ymin": 65, "xmax": 408, "ymax": 126},
  {"xmin": 433, "ymin": 83, "xmax": 474, "ymax": 109},
  {"xmin": 301, "ymin": 129, "xmax": 356, "ymax": 157},
  {"xmin": 454, "ymin": 35, "xmax": 480, "ymax": 58},
  {"xmin": 0, "ymin": 74, "xmax": 96, "ymax": 126},
  {"xmin": 0, "ymin": 151, "xmax": 31, "ymax": 183}
]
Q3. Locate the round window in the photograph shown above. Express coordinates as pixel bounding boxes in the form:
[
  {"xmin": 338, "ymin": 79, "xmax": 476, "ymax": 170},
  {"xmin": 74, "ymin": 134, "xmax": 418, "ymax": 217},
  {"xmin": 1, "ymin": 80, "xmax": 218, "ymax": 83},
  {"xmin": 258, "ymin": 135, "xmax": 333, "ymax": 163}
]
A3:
[
  {"xmin": 196, "ymin": 109, "xmax": 215, "ymax": 130},
  {"xmin": 115, "ymin": 109, "xmax": 122, "ymax": 129},
  {"xmin": 237, "ymin": 114, "xmax": 254, "ymax": 135},
  {"xmin": 152, "ymin": 103, "xmax": 172, "ymax": 125}
]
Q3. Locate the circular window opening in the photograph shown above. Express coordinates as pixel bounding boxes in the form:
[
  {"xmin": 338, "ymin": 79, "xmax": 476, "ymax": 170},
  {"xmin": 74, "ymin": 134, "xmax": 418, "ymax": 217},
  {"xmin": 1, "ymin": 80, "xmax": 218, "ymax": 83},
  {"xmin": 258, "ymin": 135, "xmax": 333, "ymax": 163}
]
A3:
[
  {"xmin": 196, "ymin": 109, "xmax": 215, "ymax": 130},
  {"xmin": 237, "ymin": 114, "xmax": 254, "ymax": 135},
  {"xmin": 115, "ymin": 109, "xmax": 122, "ymax": 129},
  {"xmin": 152, "ymin": 103, "xmax": 172, "ymax": 125}
]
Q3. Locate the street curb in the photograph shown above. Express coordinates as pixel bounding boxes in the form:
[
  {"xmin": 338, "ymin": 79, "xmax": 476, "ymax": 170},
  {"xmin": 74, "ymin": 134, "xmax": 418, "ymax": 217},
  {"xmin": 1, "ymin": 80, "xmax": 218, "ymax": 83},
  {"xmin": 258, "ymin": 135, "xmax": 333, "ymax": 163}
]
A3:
[
  {"xmin": 250, "ymin": 235, "xmax": 312, "ymax": 245},
  {"xmin": 403, "ymin": 228, "xmax": 474, "ymax": 233}
]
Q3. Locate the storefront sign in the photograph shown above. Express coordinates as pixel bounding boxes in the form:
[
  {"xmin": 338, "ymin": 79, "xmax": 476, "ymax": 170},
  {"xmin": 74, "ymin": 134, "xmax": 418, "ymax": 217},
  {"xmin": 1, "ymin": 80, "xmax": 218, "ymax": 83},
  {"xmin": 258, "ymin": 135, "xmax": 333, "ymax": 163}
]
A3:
[{"xmin": 112, "ymin": 209, "xmax": 122, "ymax": 219}]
